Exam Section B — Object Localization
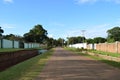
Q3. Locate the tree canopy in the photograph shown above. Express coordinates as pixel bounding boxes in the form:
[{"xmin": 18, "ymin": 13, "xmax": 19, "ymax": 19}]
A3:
[
  {"xmin": 86, "ymin": 38, "xmax": 94, "ymax": 44},
  {"xmin": 67, "ymin": 36, "xmax": 86, "ymax": 44},
  {"xmin": 0, "ymin": 27, "xmax": 4, "ymax": 37},
  {"xmin": 3, "ymin": 34, "xmax": 23, "ymax": 41},
  {"xmin": 93, "ymin": 37, "xmax": 106, "ymax": 43},
  {"xmin": 107, "ymin": 27, "xmax": 120, "ymax": 42},
  {"xmin": 24, "ymin": 24, "xmax": 48, "ymax": 43}
]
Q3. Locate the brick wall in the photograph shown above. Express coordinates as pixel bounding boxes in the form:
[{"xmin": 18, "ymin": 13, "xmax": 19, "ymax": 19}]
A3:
[{"xmin": 90, "ymin": 42, "xmax": 120, "ymax": 53}]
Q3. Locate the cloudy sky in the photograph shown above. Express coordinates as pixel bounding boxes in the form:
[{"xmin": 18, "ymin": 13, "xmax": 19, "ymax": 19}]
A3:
[{"xmin": 0, "ymin": 0, "xmax": 120, "ymax": 39}]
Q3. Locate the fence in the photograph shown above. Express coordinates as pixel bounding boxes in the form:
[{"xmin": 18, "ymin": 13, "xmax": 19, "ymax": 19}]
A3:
[
  {"xmin": 0, "ymin": 39, "xmax": 1, "ymax": 48},
  {"xmin": 68, "ymin": 42, "xmax": 120, "ymax": 53},
  {"xmin": 69, "ymin": 43, "xmax": 87, "ymax": 49},
  {"xmin": 87, "ymin": 44, "xmax": 96, "ymax": 50},
  {"xmin": 0, "ymin": 50, "xmax": 38, "ymax": 71},
  {"xmin": 24, "ymin": 43, "xmax": 40, "ymax": 48},
  {"xmin": 0, "ymin": 39, "xmax": 40, "ymax": 48},
  {"xmin": 87, "ymin": 41, "xmax": 120, "ymax": 53},
  {"xmin": 95, "ymin": 42, "xmax": 120, "ymax": 53}
]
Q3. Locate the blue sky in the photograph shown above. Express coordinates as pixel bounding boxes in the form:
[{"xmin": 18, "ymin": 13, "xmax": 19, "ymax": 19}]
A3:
[{"xmin": 0, "ymin": 0, "xmax": 120, "ymax": 39}]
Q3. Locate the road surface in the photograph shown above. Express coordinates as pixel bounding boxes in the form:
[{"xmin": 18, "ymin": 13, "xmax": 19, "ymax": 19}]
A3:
[{"xmin": 35, "ymin": 48, "xmax": 120, "ymax": 80}]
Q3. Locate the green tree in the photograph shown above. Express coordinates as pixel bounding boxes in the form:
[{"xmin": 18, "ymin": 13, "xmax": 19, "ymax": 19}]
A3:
[
  {"xmin": 86, "ymin": 38, "xmax": 94, "ymax": 44},
  {"xmin": 107, "ymin": 27, "xmax": 120, "ymax": 42},
  {"xmin": 0, "ymin": 27, "xmax": 4, "ymax": 37},
  {"xmin": 93, "ymin": 37, "xmax": 106, "ymax": 43},
  {"xmin": 57, "ymin": 38, "xmax": 65, "ymax": 47},
  {"xmin": 24, "ymin": 24, "xmax": 48, "ymax": 43},
  {"xmin": 67, "ymin": 36, "xmax": 85, "ymax": 44},
  {"xmin": 3, "ymin": 34, "xmax": 23, "ymax": 41},
  {"xmin": 46, "ymin": 37, "xmax": 54, "ymax": 48}
]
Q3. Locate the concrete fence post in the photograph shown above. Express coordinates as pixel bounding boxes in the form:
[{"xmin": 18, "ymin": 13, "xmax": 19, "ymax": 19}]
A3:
[
  {"xmin": 12, "ymin": 40, "xmax": 14, "ymax": 48},
  {"xmin": 0, "ymin": 39, "xmax": 2, "ymax": 48},
  {"xmin": 1, "ymin": 39, "xmax": 3, "ymax": 48},
  {"xmin": 116, "ymin": 41, "xmax": 118, "ymax": 53},
  {"xmin": 105, "ymin": 42, "xmax": 107, "ymax": 52}
]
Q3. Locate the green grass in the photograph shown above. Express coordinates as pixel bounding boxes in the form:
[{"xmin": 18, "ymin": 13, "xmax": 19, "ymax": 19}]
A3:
[
  {"xmin": 0, "ymin": 49, "xmax": 53, "ymax": 80},
  {"xmin": 64, "ymin": 47, "xmax": 77, "ymax": 52},
  {"xmin": 66, "ymin": 47, "xmax": 120, "ymax": 69},
  {"xmin": 0, "ymin": 48, "xmax": 24, "ymax": 52},
  {"xmin": 89, "ymin": 50, "xmax": 120, "ymax": 57},
  {"xmin": 0, "ymin": 48, "xmax": 43, "ymax": 53}
]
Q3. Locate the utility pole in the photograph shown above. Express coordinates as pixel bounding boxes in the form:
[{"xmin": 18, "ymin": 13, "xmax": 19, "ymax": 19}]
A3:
[
  {"xmin": 62, "ymin": 39, "xmax": 63, "ymax": 47},
  {"xmin": 67, "ymin": 35, "xmax": 69, "ymax": 47},
  {"xmin": 81, "ymin": 30, "xmax": 85, "ymax": 48}
]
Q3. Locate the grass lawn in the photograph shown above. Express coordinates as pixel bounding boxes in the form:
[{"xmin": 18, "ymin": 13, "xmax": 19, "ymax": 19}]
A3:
[
  {"xmin": 0, "ymin": 48, "xmax": 24, "ymax": 52},
  {"xmin": 89, "ymin": 50, "xmax": 120, "ymax": 57},
  {"xmin": 0, "ymin": 48, "xmax": 43, "ymax": 53},
  {"xmin": 0, "ymin": 49, "xmax": 53, "ymax": 80},
  {"xmin": 64, "ymin": 47, "xmax": 81, "ymax": 52},
  {"xmin": 66, "ymin": 47, "xmax": 120, "ymax": 69}
]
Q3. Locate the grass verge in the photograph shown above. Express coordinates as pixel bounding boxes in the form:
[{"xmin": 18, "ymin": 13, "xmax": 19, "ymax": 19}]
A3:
[
  {"xmin": 0, "ymin": 48, "xmax": 25, "ymax": 52},
  {"xmin": 0, "ymin": 49, "xmax": 53, "ymax": 80},
  {"xmin": 0, "ymin": 48, "xmax": 43, "ymax": 53},
  {"xmin": 65, "ymin": 47, "xmax": 120, "ymax": 69},
  {"xmin": 89, "ymin": 50, "xmax": 120, "ymax": 57}
]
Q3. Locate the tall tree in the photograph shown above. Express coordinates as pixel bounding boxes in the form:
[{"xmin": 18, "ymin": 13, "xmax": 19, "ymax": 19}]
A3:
[
  {"xmin": 93, "ymin": 37, "xmax": 106, "ymax": 43},
  {"xmin": 0, "ymin": 27, "xmax": 4, "ymax": 37},
  {"xmin": 67, "ymin": 36, "xmax": 86, "ymax": 44},
  {"xmin": 86, "ymin": 38, "xmax": 94, "ymax": 44},
  {"xmin": 3, "ymin": 34, "xmax": 23, "ymax": 41},
  {"xmin": 57, "ymin": 38, "xmax": 65, "ymax": 47},
  {"xmin": 46, "ymin": 37, "xmax": 54, "ymax": 47},
  {"xmin": 24, "ymin": 24, "xmax": 48, "ymax": 43},
  {"xmin": 107, "ymin": 27, "xmax": 120, "ymax": 42}
]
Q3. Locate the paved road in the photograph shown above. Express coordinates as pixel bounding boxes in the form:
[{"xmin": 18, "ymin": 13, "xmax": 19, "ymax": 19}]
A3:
[{"xmin": 35, "ymin": 48, "xmax": 120, "ymax": 80}]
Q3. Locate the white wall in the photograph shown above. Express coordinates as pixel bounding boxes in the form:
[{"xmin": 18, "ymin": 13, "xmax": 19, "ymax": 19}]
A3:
[
  {"xmin": 94, "ymin": 44, "xmax": 96, "ymax": 49},
  {"xmin": 13, "ymin": 41, "xmax": 19, "ymax": 48},
  {"xmin": 24, "ymin": 43, "xmax": 40, "ymax": 48},
  {"xmin": 69, "ymin": 43, "xmax": 87, "ymax": 49},
  {"xmin": 3, "ymin": 39, "xmax": 13, "ymax": 48},
  {"xmin": 24, "ymin": 43, "xmax": 29, "ymax": 48},
  {"xmin": 0, "ymin": 39, "xmax": 41, "ymax": 49}
]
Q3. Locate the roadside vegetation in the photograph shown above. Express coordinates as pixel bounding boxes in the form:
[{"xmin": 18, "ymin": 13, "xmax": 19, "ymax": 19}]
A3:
[
  {"xmin": 0, "ymin": 48, "xmax": 24, "ymax": 52},
  {"xmin": 0, "ymin": 49, "xmax": 53, "ymax": 80},
  {"xmin": 0, "ymin": 48, "xmax": 42, "ymax": 52},
  {"xmin": 89, "ymin": 50, "xmax": 120, "ymax": 58},
  {"xmin": 65, "ymin": 47, "xmax": 120, "ymax": 69}
]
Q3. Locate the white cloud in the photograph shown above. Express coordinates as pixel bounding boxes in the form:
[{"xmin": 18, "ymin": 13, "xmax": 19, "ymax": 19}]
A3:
[
  {"xmin": 85, "ymin": 24, "xmax": 111, "ymax": 38},
  {"xmin": 3, "ymin": 0, "xmax": 13, "ymax": 3},
  {"xmin": 67, "ymin": 30, "xmax": 83, "ymax": 37},
  {"xmin": 116, "ymin": 18, "xmax": 120, "ymax": 24},
  {"xmin": 1, "ymin": 24, "xmax": 16, "ymax": 29},
  {"xmin": 66, "ymin": 24, "xmax": 111, "ymax": 39},
  {"xmin": 105, "ymin": 0, "xmax": 120, "ymax": 4},
  {"xmin": 74, "ymin": 0, "xmax": 120, "ymax": 4},
  {"xmin": 114, "ymin": 0, "xmax": 120, "ymax": 4},
  {"xmin": 74, "ymin": 0, "xmax": 97, "ymax": 4},
  {"xmin": 48, "ymin": 34, "xmax": 53, "ymax": 38}
]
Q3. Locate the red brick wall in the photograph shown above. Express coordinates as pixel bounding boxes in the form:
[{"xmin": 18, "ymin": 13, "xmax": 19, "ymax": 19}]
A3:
[
  {"xmin": 95, "ymin": 42, "xmax": 120, "ymax": 53},
  {"xmin": 117, "ymin": 42, "xmax": 120, "ymax": 53}
]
